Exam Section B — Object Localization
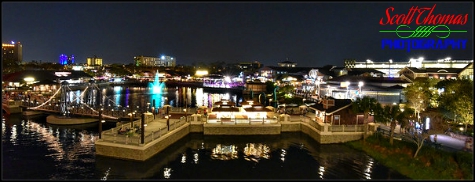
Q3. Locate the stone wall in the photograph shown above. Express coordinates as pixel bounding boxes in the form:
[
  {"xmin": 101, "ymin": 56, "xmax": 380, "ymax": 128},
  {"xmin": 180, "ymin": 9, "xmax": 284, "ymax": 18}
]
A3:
[
  {"xmin": 281, "ymin": 122, "xmax": 300, "ymax": 132},
  {"xmin": 96, "ymin": 121, "xmax": 369, "ymax": 161},
  {"xmin": 203, "ymin": 124, "xmax": 281, "ymax": 135},
  {"xmin": 301, "ymin": 122, "xmax": 363, "ymax": 144},
  {"xmin": 189, "ymin": 121, "xmax": 204, "ymax": 132}
]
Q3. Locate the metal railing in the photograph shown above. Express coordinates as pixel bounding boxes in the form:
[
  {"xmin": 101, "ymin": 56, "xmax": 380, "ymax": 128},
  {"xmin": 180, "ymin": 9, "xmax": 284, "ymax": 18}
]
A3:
[{"xmin": 100, "ymin": 117, "xmax": 188, "ymax": 145}]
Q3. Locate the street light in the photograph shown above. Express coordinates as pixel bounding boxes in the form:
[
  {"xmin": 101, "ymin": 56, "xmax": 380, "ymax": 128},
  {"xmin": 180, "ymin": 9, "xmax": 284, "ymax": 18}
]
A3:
[
  {"xmin": 345, "ymin": 81, "xmax": 350, "ymax": 99},
  {"xmin": 147, "ymin": 102, "xmax": 151, "ymax": 113},
  {"xmin": 184, "ymin": 108, "xmax": 187, "ymax": 122},
  {"xmin": 358, "ymin": 81, "xmax": 364, "ymax": 98},
  {"xmin": 316, "ymin": 78, "xmax": 321, "ymax": 97},
  {"xmin": 165, "ymin": 115, "xmax": 170, "ymax": 131},
  {"xmin": 389, "ymin": 59, "xmax": 392, "ymax": 77}
]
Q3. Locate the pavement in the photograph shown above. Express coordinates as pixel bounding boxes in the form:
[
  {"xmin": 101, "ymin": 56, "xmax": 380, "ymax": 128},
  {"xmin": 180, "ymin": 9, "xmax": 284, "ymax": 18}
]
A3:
[{"xmin": 377, "ymin": 124, "xmax": 472, "ymax": 152}]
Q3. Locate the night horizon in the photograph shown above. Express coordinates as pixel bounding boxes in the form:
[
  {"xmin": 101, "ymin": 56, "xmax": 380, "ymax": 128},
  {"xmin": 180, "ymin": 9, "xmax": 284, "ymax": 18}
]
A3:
[{"xmin": 2, "ymin": 1, "xmax": 473, "ymax": 67}]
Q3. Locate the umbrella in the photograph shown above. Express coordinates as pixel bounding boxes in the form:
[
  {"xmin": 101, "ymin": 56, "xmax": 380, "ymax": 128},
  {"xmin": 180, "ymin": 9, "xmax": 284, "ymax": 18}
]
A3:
[{"xmin": 265, "ymin": 106, "xmax": 275, "ymax": 112}]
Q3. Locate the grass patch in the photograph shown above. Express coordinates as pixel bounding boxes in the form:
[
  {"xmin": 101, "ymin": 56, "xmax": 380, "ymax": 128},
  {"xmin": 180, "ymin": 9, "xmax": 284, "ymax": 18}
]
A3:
[{"xmin": 346, "ymin": 133, "xmax": 473, "ymax": 180}]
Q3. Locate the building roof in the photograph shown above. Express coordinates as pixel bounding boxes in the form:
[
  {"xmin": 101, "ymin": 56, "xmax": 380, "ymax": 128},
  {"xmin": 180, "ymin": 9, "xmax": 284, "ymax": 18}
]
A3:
[
  {"xmin": 243, "ymin": 106, "xmax": 273, "ymax": 112},
  {"xmin": 3, "ymin": 70, "xmax": 56, "ymax": 82},
  {"xmin": 328, "ymin": 75, "xmax": 410, "ymax": 84},
  {"xmin": 2, "ymin": 70, "xmax": 92, "ymax": 83},
  {"xmin": 211, "ymin": 107, "xmax": 240, "ymax": 112},
  {"xmin": 309, "ymin": 98, "xmax": 353, "ymax": 114},
  {"xmin": 403, "ymin": 67, "xmax": 464, "ymax": 74}
]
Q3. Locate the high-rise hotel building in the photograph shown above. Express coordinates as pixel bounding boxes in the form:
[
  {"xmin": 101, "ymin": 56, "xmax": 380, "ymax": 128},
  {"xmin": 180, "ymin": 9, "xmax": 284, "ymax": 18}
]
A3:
[
  {"xmin": 2, "ymin": 41, "xmax": 23, "ymax": 63},
  {"xmin": 134, "ymin": 55, "xmax": 176, "ymax": 67},
  {"xmin": 87, "ymin": 55, "xmax": 103, "ymax": 66}
]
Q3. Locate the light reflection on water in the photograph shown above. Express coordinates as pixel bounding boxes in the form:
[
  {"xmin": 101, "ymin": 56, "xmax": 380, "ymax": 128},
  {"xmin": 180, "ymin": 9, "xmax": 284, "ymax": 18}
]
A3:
[
  {"xmin": 2, "ymin": 114, "xmax": 410, "ymax": 180},
  {"xmin": 2, "ymin": 85, "xmax": 409, "ymax": 180}
]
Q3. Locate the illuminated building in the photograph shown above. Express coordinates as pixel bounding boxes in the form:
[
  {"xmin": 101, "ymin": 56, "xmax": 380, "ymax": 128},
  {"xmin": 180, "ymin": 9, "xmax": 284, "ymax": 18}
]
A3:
[
  {"xmin": 344, "ymin": 58, "xmax": 473, "ymax": 78},
  {"xmin": 2, "ymin": 41, "xmax": 22, "ymax": 63},
  {"xmin": 59, "ymin": 54, "xmax": 75, "ymax": 65},
  {"xmin": 86, "ymin": 55, "xmax": 103, "ymax": 66},
  {"xmin": 134, "ymin": 55, "xmax": 176, "ymax": 67}
]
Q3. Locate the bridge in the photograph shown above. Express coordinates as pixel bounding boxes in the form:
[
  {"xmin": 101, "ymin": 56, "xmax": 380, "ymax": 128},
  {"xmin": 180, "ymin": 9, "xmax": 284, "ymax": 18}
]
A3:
[{"xmin": 19, "ymin": 80, "xmax": 144, "ymax": 122}]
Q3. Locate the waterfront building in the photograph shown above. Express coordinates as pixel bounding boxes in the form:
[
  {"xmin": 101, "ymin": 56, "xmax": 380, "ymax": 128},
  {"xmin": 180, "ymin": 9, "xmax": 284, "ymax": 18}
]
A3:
[
  {"xmin": 2, "ymin": 41, "xmax": 22, "ymax": 63},
  {"xmin": 398, "ymin": 67, "xmax": 465, "ymax": 82},
  {"xmin": 344, "ymin": 58, "xmax": 473, "ymax": 78},
  {"xmin": 2, "ymin": 70, "xmax": 93, "ymax": 93}
]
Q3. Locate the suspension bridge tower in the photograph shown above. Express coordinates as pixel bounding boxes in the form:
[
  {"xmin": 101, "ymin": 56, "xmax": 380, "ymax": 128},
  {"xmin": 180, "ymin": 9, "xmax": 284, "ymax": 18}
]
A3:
[
  {"xmin": 86, "ymin": 79, "xmax": 101, "ymax": 108},
  {"xmin": 60, "ymin": 81, "xmax": 71, "ymax": 117}
]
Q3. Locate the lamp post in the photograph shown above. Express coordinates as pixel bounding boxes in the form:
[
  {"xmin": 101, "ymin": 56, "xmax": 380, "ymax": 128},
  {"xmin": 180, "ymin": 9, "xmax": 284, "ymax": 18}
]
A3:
[
  {"xmin": 147, "ymin": 102, "xmax": 150, "ymax": 113},
  {"xmin": 165, "ymin": 115, "xmax": 170, "ymax": 131},
  {"xmin": 98, "ymin": 107, "xmax": 103, "ymax": 139},
  {"xmin": 346, "ymin": 81, "xmax": 350, "ymax": 99},
  {"xmin": 140, "ymin": 113, "xmax": 145, "ymax": 144},
  {"xmin": 152, "ymin": 107, "xmax": 155, "ymax": 119},
  {"xmin": 358, "ymin": 81, "xmax": 364, "ymax": 98},
  {"xmin": 184, "ymin": 108, "xmax": 187, "ymax": 122},
  {"xmin": 388, "ymin": 59, "xmax": 392, "ymax": 78},
  {"xmin": 129, "ymin": 112, "xmax": 133, "ymax": 128},
  {"xmin": 316, "ymin": 78, "xmax": 321, "ymax": 97}
]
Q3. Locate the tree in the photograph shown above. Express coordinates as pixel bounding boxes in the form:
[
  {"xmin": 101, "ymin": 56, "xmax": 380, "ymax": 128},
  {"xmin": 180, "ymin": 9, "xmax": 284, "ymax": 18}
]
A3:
[
  {"xmin": 402, "ymin": 78, "xmax": 443, "ymax": 158},
  {"xmin": 395, "ymin": 105, "xmax": 414, "ymax": 134},
  {"xmin": 402, "ymin": 78, "xmax": 434, "ymax": 122},
  {"xmin": 373, "ymin": 103, "xmax": 401, "ymax": 145},
  {"xmin": 351, "ymin": 96, "xmax": 378, "ymax": 142},
  {"xmin": 437, "ymin": 78, "xmax": 473, "ymax": 133}
]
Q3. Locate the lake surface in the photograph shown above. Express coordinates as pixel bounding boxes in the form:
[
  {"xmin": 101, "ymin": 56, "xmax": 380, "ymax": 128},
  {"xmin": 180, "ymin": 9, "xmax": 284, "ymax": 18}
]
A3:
[
  {"xmin": 2, "ymin": 85, "xmax": 409, "ymax": 180},
  {"xmin": 2, "ymin": 113, "xmax": 409, "ymax": 180}
]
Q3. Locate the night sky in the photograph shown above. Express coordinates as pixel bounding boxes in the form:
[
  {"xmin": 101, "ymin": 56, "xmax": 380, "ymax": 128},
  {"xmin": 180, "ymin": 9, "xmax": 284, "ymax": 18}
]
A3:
[{"xmin": 2, "ymin": 2, "xmax": 473, "ymax": 67}]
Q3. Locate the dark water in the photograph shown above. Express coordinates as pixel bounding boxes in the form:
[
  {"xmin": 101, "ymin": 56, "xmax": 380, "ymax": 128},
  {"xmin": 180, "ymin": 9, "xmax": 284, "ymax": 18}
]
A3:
[{"xmin": 2, "ymin": 113, "xmax": 409, "ymax": 180}]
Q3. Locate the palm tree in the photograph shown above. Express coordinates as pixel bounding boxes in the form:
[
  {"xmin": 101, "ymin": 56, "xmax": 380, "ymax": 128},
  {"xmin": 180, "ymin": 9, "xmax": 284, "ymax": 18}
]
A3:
[{"xmin": 352, "ymin": 96, "xmax": 378, "ymax": 142}]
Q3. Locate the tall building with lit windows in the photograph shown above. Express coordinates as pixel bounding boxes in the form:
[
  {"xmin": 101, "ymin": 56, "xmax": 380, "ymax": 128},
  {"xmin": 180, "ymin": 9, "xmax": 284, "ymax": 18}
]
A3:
[
  {"xmin": 2, "ymin": 41, "xmax": 22, "ymax": 63},
  {"xmin": 86, "ymin": 55, "xmax": 103, "ymax": 66},
  {"xmin": 134, "ymin": 55, "xmax": 176, "ymax": 67}
]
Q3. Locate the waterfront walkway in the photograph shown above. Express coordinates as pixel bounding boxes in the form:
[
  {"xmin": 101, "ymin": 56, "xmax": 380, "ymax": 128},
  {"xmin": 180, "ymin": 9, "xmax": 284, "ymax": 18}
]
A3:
[{"xmin": 378, "ymin": 124, "xmax": 472, "ymax": 152}]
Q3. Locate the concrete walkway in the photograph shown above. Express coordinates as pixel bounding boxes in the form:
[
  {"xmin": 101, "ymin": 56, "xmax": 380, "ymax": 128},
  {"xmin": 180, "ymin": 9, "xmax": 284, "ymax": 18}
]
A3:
[{"xmin": 378, "ymin": 124, "xmax": 472, "ymax": 152}]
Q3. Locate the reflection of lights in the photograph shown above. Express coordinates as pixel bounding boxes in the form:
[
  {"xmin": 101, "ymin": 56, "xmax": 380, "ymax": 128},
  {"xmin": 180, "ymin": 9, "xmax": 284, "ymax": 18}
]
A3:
[
  {"xmin": 244, "ymin": 143, "xmax": 270, "ymax": 163},
  {"xmin": 2, "ymin": 117, "xmax": 6, "ymax": 136},
  {"xmin": 211, "ymin": 144, "xmax": 238, "ymax": 160},
  {"xmin": 364, "ymin": 158, "xmax": 374, "ymax": 179},
  {"xmin": 181, "ymin": 153, "xmax": 186, "ymax": 164},
  {"xmin": 319, "ymin": 166, "xmax": 325, "ymax": 179},
  {"xmin": 163, "ymin": 167, "xmax": 172, "ymax": 179},
  {"xmin": 201, "ymin": 142, "xmax": 205, "ymax": 149},
  {"xmin": 10, "ymin": 124, "xmax": 18, "ymax": 143},
  {"xmin": 280, "ymin": 149, "xmax": 286, "ymax": 162},
  {"xmin": 193, "ymin": 153, "xmax": 199, "ymax": 164},
  {"xmin": 25, "ymin": 121, "xmax": 97, "ymax": 162},
  {"xmin": 101, "ymin": 167, "xmax": 110, "ymax": 181}
]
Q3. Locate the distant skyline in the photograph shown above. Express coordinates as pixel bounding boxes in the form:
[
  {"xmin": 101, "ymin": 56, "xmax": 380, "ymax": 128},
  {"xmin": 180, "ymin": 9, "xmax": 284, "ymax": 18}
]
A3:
[{"xmin": 2, "ymin": 1, "xmax": 473, "ymax": 67}]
